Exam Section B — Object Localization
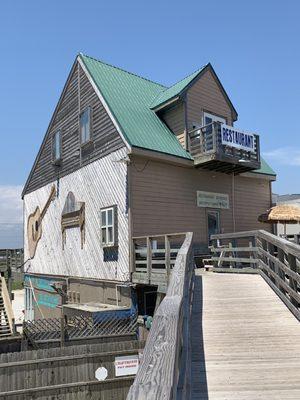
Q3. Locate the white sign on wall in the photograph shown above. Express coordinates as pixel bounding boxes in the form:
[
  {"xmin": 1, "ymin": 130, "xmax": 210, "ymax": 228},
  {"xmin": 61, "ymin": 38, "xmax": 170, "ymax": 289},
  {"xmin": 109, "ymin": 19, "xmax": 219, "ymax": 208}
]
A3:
[
  {"xmin": 115, "ymin": 355, "xmax": 139, "ymax": 377},
  {"xmin": 221, "ymin": 124, "xmax": 255, "ymax": 153},
  {"xmin": 197, "ymin": 191, "xmax": 229, "ymax": 209}
]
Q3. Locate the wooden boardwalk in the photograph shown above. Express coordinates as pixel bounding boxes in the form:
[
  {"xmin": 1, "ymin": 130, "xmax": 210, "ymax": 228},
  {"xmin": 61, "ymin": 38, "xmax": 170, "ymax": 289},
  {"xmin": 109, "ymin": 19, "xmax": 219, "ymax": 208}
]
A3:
[{"xmin": 191, "ymin": 271, "xmax": 300, "ymax": 400}]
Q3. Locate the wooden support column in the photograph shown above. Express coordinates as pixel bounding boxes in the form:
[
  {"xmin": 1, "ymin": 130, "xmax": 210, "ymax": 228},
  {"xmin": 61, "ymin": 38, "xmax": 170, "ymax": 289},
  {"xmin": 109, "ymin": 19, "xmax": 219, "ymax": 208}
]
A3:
[
  {"xmin": 165, "ymin": 235, "xmax": 170, "ymax": 282},
  {"xmin": 147, "ymin": 237, "xmax": 152, "ymax": 283}
]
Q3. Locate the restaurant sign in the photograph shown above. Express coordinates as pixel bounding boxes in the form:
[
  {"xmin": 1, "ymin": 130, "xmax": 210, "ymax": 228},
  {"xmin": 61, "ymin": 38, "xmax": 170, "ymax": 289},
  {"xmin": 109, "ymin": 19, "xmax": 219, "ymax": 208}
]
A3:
[
  {"xmin": 197, "ymin": 191, "xmax": 229, "ymax": 209},
  {"xmin": 221, "ymin": 124, "xmax": 255, "ymax": 153}
]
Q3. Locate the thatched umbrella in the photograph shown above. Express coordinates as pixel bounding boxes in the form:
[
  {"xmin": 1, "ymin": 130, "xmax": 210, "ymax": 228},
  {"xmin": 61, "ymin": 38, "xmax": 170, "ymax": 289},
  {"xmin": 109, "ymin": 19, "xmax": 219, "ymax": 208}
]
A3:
[{"xmin": 258, "ymin": 204, "xmax": 300, "ymax": 235}]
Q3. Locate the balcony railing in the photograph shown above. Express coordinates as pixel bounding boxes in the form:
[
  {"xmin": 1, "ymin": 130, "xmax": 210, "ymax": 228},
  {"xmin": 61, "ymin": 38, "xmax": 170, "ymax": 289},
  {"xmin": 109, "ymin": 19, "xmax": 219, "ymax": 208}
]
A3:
[{"xmin": 188, "ymin": 122, "xmax": 261, "ymax": 173}]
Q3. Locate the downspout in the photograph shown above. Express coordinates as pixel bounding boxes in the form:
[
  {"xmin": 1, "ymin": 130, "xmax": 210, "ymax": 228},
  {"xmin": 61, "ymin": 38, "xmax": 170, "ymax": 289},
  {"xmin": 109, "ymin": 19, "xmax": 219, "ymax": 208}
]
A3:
[
  {"xmin": 183, "ymin": 93, "xmax": 189, "ymax": 151},
  {"xmin": 232, "ymin": 172, "xmax": 236, "ymax": 232}
]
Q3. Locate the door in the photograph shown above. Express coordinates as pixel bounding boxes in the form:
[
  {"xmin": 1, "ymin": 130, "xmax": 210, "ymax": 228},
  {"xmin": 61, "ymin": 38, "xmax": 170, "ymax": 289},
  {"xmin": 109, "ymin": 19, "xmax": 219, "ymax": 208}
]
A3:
[
  {"xmin": 202, "ymin": 113, "xmax": 226, "ymax": 152},
  {"xmin": 207, "ymin": 210, "xmax": 220, "ymax": 244}
]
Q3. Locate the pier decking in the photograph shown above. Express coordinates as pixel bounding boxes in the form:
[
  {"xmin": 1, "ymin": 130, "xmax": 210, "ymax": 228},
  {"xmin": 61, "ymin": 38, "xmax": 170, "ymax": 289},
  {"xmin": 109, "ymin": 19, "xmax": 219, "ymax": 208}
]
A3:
[{"xmin": 191, "ymin": 272, "xmax": 300, "ymax": 399}]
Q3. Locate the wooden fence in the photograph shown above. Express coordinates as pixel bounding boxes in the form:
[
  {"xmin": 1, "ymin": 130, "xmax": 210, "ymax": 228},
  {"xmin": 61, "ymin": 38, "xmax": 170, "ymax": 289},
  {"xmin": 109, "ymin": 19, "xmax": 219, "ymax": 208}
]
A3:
[
  {"xmin": 131, "ymin": 232, "xmax": 187, "ymax": 289},
  {"xmin": 127, "ymin": 232, "xmax": 194, "ymax": 400},
  {"xmin": 23, "ymin": 312, "xmax": 138, "ymax": 348},
  {"xmin": 210, "ymin": 230, "xmax": 300, "ymax": 321},
  {"xmin": 0, "ymin": 339, "xmax": 145, "ymax": 399}
]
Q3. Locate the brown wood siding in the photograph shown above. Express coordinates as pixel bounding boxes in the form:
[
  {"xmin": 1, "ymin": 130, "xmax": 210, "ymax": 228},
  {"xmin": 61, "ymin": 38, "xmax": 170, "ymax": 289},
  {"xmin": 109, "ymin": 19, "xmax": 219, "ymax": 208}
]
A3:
[
  {"xmin": 24, "ymin": 62, "xmax": 124, "ymax": 195},
  {"xmin": 130, "ymin": 156, "xmax": 272, "ymax": 250},
  {"xmin": 159, "ymin": 102, "xmax": 185, "ymax": 147},
  {"xmin": 186, "ymin": 69, "xmax": 233, "ymax": 129}
]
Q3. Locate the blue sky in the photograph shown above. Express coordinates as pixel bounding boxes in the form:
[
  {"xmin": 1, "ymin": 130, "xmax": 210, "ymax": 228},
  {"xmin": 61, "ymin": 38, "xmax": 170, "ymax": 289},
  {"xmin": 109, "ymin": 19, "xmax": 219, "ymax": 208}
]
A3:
[{"xmin": 0, "ymin": 0, "xmax": 299, "ymax": 245}]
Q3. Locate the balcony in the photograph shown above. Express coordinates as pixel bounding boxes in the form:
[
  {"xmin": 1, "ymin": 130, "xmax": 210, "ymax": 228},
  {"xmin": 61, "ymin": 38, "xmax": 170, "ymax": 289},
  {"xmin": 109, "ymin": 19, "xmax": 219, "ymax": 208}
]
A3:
[{"xmin": 188, "ymin": 122, "xmax": 261, "ymax": 174}]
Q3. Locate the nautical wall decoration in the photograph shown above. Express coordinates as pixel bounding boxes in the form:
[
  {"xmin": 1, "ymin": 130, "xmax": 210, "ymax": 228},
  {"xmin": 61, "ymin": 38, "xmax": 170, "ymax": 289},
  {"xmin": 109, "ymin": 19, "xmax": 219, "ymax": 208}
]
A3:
[
  {"xmin": 61, "ymin": 192, "xmax": 85, "ymax": 249},
  {"xmin": 27, "ymin": 185, "xmax": 56, "ymax": 258}
]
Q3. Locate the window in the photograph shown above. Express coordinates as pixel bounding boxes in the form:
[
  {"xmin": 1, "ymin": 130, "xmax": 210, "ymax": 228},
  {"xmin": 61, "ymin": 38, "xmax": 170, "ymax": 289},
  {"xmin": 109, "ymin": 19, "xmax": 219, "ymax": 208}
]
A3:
[
  {"xmin": 100, "ymin": 206, "xmax": 117, "ymax": 247},
  {"xmin": 52, "ymin": 130, "xmax": 62, "ymax": 162},
  {"xmin": 203, "ymin": 112, "xmax": 226, "ymax": 126},
  {"xmin": 80, "ymin": 107, "xmax": 91, "ymax": 144},
  {"xmin": 207, "ymin": 210, "xmax": 220, "ymax": 244}
]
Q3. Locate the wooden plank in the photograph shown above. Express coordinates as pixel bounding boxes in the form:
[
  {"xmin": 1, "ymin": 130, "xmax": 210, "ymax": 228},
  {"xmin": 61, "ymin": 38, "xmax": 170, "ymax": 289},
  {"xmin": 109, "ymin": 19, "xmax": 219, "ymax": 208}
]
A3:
[
  {"xmin": 127, "ymin": 232, "xmax": 193, "ymax": 400},
  {"xmin": 191, "ymin": 272, "xmax": 300, "ymax": 399}
]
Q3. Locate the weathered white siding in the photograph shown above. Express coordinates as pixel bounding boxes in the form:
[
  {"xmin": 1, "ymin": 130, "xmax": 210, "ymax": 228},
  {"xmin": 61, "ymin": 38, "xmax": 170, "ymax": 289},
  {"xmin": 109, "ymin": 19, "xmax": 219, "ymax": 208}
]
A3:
[{"xmin": 24, "ymin": 148, "xmax": 129, "ymax": 282}]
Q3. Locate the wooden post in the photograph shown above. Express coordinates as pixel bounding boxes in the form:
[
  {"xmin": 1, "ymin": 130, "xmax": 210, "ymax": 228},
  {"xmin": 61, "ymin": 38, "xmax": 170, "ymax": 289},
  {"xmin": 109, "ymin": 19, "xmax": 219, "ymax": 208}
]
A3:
[
  {"xmin": 165, "ymin": 235, "xmax": 171, "ymax": 282},
  {"xmin": 277, "ymin": 248, "xmax": 286, "ymax": 295},
  {"xmin": 131, "ymin": 238, "xmax": 136, "ymax": 274},
  {"xmin": 147, "ymin": 237, "xmax": 152, "ymax": 283},
  {"xmin": 287, "ymin": 253, "xmax": 298, "ymax": 308},
  {"xmin": 60, "ymin": 316, "xmax": 65, "ymax": 348}
]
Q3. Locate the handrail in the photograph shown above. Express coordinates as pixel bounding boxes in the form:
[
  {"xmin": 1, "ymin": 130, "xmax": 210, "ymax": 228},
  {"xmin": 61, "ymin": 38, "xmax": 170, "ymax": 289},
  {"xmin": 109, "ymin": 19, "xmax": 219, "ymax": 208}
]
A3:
[
  {"xmin": 1, "ymin": 276, "xmax": 15, "ymax": 335},
  {"xmin": 211, "ymin": 229, "xmax": 300, "ymax": 321},
  {"xmin": 127, "ymin": 232, "xmax": 194, "ymax": 400}
]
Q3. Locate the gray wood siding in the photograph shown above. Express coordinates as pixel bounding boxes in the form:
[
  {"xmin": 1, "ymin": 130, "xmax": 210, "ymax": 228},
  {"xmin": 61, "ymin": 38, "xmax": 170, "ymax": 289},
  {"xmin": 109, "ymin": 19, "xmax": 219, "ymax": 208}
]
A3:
[
  {"xmin": 130, "ymin": 156, "xmax": 271, "ymax": 249},
  {"xmin": 186, "ymin": 69, "xmax": 234, "ymax": 129},
  {"xmin": 24, "ymin": 148, "xmax": 129, "ymax": 282},
  {"xmin": 159, "ymin": 102, "xmax": 185, "ymax": 147},
  {"xmin": 24, "ymin": 62, "xmax": 124, "ymax": 196}
]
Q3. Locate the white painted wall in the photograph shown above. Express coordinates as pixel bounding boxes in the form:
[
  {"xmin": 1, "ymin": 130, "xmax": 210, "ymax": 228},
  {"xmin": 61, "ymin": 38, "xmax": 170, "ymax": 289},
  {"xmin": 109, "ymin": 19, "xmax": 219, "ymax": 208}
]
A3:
[{"xmin": 23, "ymin": 148, "xmax": 130, "ymax": 282}]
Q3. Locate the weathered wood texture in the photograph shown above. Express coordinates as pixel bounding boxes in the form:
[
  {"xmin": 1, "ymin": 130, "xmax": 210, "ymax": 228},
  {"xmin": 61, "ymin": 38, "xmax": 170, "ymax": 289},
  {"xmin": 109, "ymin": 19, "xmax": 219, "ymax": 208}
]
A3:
[
  {"xmin": 191, "ymin": 271, "xmax": 300, "ymax": 399},
  {"xmin": 130, "ymin": 155, "xmax": 272, "ymax": 250},
  {"xmin": 132, "ymin": 232, "xmax": 186, "ymax": 288},
  {"xmin": 24, "ymin": 61, "xmax": 124, "ymax": 196},
  {"xmin": 186, "ymin": 68, "xmax": 234, "ymax": 128},
  {"xmin": 24, "ymin": 147, "xmax": 129, "ymax": 282},
  {"xmin": 0, "ymin": 339, "xmax": 144, "ymax": 396},
  {"xmin": 127, "ymin": 232, "xmax": 194, "ymax": 400},
  {"xmin": 159, "ymin": 101, "xmax": 186, "ymax": 147},
  {"xmin": 211, "ymin": 229, "xmax": 300, "ymax": 321},
  {"xmin": 189, "ymin": 122, "xmax": 260, "ymax": 173},
  {"xmin": 0, "ymin": 249, "xmax": 23, "ymax": 272}
]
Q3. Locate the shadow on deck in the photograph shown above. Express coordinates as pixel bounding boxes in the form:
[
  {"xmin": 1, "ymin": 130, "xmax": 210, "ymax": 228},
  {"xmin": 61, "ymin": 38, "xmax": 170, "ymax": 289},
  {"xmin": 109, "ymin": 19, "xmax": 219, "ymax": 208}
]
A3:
[{"xmin": 190, "ymin": 275, "xmax": 208, "ymax": 400}]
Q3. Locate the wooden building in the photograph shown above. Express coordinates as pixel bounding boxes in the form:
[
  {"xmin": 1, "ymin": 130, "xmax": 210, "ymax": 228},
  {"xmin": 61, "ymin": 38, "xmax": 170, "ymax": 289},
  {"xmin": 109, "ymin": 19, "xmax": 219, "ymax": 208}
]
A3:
[{"xmin": 22, "ymin": 54, "xmax": 276, "ymax": 319}]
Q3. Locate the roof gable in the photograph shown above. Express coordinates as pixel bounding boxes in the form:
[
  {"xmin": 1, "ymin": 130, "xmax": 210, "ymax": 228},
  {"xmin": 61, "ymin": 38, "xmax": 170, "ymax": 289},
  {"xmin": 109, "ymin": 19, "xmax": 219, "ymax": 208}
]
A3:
[
  {"xmin": 150, "ymin": 64, "xmax": 238, "ymax": 120},
  {"xmin": 80, "ymin": 54, "xmax": 191, "ymax": 160}
]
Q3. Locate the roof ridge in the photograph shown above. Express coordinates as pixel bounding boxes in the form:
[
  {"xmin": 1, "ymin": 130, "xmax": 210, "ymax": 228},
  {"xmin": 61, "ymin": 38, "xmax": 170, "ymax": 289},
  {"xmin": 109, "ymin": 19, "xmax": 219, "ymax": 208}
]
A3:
[
  {"xmin": 161, "ymin": 64, "xmax": 208, "ymax": 93},
  {"xmin": 79, "ymin": 53, "xmax": 167, "ymax": 89}
]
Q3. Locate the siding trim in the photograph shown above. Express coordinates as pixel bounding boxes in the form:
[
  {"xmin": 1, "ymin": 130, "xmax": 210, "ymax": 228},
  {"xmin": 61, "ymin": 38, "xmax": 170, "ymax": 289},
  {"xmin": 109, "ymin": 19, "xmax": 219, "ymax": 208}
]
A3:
[{"xmin": 78, "ymin": 56, "xmax": 131, "ymax": 153}]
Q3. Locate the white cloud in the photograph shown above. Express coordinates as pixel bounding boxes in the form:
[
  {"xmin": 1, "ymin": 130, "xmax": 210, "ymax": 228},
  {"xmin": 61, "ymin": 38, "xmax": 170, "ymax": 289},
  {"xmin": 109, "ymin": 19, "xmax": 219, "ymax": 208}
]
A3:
[
  {"xmin": 263, "ymin": 147, "xmax": 300, "ymax": 166},
  {"xmin": 0, "ymin": 185, "xmax": 23, "ymax": 223}
]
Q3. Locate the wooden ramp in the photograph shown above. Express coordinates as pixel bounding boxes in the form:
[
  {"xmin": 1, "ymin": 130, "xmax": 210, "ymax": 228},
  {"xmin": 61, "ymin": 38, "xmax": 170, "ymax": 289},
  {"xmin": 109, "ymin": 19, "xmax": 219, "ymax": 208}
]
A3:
[{"xmin": 191, "ymin": 271, "xmax": 300, "ymax": 400}]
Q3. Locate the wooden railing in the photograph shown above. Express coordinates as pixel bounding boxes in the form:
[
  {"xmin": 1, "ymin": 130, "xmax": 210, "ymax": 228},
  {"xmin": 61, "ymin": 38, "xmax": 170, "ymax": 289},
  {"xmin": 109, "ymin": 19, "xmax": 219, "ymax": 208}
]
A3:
[
  {"xmin": 211, "ymin": 230, "xmax": 300, "ymax": 321},
  {"xmin": 1, "ymin": 276, "xmax": 15, "ymax": 336},
  {"xmin": 188, "ymin": 122, "xmax": 260, "ymax": 172},
  {"xmin": 127, "ymin": 232, "xmax": 194, "ymax": 399},
  {"xmin": 0, "ymin": 249, "xmax": 24, "ymax": 272},
  {"xmin": 131, "ymin": 233, "xmax": 187, "ymax": 288}
]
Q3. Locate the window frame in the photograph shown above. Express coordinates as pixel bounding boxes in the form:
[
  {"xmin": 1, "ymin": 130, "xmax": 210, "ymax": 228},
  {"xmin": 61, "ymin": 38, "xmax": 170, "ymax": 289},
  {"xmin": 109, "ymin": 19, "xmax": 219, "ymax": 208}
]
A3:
[
  {"xmin": 52, "ymin": 129, "xmax": 62, "ymax": 164},
  {"xmin": 203, "ymin": 111, "xmax": 227, "ymax": 126},
  {"xmin": 79, "ymin": 106, "xmax": 92, "ymax": 146},
  {"xmin": 100, "ymin": 206, "xmax": 117, "ymax": 247}
]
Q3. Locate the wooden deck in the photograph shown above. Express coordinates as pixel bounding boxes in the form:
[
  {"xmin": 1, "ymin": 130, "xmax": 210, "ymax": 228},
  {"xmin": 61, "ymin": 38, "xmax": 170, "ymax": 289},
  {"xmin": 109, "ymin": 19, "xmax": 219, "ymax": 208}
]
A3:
[{"xmin": 191, "ymin": 271, "xmax": 300, "ymax": 400}]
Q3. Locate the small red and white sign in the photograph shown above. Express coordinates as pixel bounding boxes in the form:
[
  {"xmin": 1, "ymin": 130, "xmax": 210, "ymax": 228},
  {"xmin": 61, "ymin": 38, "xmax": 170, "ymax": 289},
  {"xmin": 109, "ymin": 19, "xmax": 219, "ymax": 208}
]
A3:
[{"xmin": 115, "ymin": 355, "xmax": 139, "ymax": 377}]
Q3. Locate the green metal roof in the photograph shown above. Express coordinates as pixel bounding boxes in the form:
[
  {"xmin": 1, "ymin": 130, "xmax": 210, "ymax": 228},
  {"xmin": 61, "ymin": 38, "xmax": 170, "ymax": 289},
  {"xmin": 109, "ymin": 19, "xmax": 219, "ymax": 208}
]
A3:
[
  {"xmin": 80, "ymin": 54, "xmax": 275, "ymax": 176},
  {"xmin": 80, "ymin": 54, "xmax": 192, "ymax": 159},
  {"xmin": 253, "ymin": 158, "xmax": 276, "ymax": 176},
  {"xmin": 150, "ymin": 67, "xmax": 206, "ymax": 109}
]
